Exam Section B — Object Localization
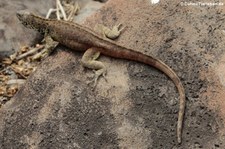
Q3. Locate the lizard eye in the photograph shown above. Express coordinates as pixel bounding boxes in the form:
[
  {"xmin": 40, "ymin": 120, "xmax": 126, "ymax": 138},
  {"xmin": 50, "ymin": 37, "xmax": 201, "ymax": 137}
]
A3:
[{"xmin": 23, "ymin": 22, "xmax": 28, "ymax": 26}]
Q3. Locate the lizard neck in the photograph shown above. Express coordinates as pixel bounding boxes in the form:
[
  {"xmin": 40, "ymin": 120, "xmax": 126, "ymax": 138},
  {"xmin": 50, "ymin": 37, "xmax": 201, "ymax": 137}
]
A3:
[{"xmin": 27, "ymin": 14, "xmax": 51, "ymax": 34}]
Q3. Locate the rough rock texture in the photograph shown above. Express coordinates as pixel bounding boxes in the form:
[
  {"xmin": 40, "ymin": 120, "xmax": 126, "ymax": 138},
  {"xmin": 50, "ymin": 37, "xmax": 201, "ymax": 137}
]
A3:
[{"xmin": 1, "ymin": 0, "xmax": 225, "ymax": 148}]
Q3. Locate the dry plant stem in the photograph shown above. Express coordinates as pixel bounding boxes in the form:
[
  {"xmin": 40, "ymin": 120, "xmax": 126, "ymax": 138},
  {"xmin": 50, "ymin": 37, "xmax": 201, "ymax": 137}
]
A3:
[
  {"xmin": 64, "ymin": 1, "xmax": 80, "ymax": 21},
  {"xmin": 46, "ymin": 0, "xmax": 79, "ymax": 21},
  {"xmin": 46, "ymin": 0, "xmax": 66, "ymax": 20},
  {"xmin": 46, "ymin": 8, "xmax": 57, "ymax": 19},
  {"xmin": 7, "ymin": 79, "xmax": 26, "ymax": 85},
  {"xmin": 10, "ymin": 68, "xmax": 27, "ymax": 79},
  {"xmin": 15, "ymin": 45, "xmax": 44, "ymax": 61},
  {"xmin": 56, "ymin": 0, "xmax": 61, "ymax": 20},
  {"xmin": 57, "ymin": 0, "xmax": 67, "ymax": 20}
]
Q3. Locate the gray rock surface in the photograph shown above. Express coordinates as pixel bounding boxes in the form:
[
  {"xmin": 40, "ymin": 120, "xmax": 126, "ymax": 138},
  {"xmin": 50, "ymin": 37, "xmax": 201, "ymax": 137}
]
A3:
[{"xmin": 1, "ymin": 0, "xmax": 225, "ymax": 148}]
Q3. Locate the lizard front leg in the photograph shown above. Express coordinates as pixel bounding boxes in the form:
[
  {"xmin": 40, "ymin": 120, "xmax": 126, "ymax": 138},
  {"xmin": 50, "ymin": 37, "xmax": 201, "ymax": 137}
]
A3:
[
  {"xmin": 32, "ymin": 35, "xmax": 59, "ymax": 60},
  {"xmin": 81, "ymin": 24, "xmax": 124, "ymax": 87}
]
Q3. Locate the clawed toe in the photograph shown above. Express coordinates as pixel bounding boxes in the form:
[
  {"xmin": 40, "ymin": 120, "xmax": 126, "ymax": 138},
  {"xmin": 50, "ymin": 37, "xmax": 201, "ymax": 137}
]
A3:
[{"xmin": 87, "ymin": 70, "xmax": 107, "ymax": 89}]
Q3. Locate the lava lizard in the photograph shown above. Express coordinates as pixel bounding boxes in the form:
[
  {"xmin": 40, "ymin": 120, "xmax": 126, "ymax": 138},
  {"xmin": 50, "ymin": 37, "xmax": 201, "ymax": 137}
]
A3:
[{"xmin": 16, "ymin": 11, "xmax": 186, "ymax": 143}]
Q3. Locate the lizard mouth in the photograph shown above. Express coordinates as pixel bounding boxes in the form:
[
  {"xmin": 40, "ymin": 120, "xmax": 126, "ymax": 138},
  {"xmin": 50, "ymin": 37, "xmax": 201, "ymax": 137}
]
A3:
[
  {"xmin": 16, "ymin": 12, "xmax": 23, "ymax": 21},
  {"xmin": 16, "ymin": 10, "xmax": 31, "ymax": 22},
  {"xmin": 16, "ymin": 10, "xmax": 34, "ymax": 28}
]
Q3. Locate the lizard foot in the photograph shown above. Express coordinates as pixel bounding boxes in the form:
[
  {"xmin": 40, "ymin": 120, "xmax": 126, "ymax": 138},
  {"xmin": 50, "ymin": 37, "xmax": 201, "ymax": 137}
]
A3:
[
  {"xmin": 88, "ymin": 69, "xmax": 107, "ymax": 89},
  {"xmin": 94, "ymin": 23, "xmax": 125, "ymax": 40}
]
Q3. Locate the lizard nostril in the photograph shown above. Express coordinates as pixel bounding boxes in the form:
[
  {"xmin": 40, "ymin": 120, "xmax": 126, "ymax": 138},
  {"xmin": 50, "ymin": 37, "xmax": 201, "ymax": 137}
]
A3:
[
  {"xmin": 16, "ymin": 10, "xmax": 32, "ymax": 20},
  {"xmin": 16, "ymin": 12, "xmax": 24, "ymax": 20},
  {"xmin": 16, "ymin": 13, "xmax": 21, "ymax": 18}
]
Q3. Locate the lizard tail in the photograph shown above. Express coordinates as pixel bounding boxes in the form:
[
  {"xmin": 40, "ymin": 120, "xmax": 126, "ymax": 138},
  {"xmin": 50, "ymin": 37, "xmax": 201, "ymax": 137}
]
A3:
[
  {"xmin": 114, "ymin": 50, "xmax": 185, "ymax": 144},
  {"xmin": 136, "ymin": 52, "xmax": 186, "ymax": 144},
  {"xmin": 101, "ymin": 48, "xmax": 186, "ymax": 143}
]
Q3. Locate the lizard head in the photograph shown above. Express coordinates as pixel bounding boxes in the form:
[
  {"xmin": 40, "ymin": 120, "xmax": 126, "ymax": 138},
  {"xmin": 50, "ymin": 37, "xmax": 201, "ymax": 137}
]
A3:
[
  {"xmin": 16, "ymin": 10, "xmax": 47, "ymax": 34},
  {"xmin": 16, "ymin": 11, "xmax": 35, "ymax": 29}
]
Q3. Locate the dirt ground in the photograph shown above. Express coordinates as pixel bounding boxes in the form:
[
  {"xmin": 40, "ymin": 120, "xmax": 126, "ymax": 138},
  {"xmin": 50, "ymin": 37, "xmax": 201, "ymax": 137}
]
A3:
[{"xmin": 0, "ymin": 0, "xmax": 225, "ymax": 148}]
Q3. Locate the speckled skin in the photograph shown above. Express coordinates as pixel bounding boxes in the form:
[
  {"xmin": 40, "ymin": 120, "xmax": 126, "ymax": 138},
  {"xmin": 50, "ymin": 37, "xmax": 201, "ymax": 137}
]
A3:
[{"xmin": 16, "ymin": 11, "xmax": 186, "ymax": 143}]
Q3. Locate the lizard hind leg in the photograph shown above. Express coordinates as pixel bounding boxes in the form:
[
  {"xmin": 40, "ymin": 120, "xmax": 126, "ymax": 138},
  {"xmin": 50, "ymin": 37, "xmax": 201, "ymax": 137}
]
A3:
[{"xmin": 81, "ymin": 48, "xmax": 107, "ymax": 88}]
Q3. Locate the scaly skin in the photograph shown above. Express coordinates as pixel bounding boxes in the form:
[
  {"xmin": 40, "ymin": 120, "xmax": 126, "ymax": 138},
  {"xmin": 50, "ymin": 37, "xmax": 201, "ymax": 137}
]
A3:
[{"xmin": 16, "ymin": 11, "xmax": 186, "ymax": 143}]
